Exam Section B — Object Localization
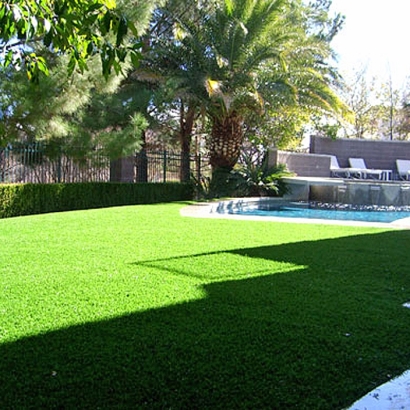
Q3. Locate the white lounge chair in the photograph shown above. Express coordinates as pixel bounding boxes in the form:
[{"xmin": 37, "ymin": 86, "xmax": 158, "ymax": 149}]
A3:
[
  {"xmin": 348, "ymin": 158, "xmax": 387, "ymax": 180},
  {"xmin": 396, "ymin": 159, "xmax": 410, "ymax": 180},
  {"xmin": 330, "ymin": 156, "xmax": 361, "ymax": 178}
]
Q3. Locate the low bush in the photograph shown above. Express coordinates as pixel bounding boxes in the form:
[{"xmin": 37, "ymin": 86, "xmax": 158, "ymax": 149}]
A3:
[
  {"xmin": 0, "ymin": 182, "xmax": 193, "ymax": 218},
  {"xmin": 203, "ymin": 149, "xmax": 291, "ymax": 199}
]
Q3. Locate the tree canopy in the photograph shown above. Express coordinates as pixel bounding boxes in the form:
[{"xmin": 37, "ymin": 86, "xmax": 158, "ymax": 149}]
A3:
[
  {"xmin": 0, "ymin": 0, "xmax": 148, "ymax": 81},
  {"xmin": 1, "ymin": 0, "xmax": 362, "ymax": 191},
  {"xmin": 0, "ymin": 0, "xmax": 159, "ymax": 154},
  {"xmin": 138, "ymin": 0, "xmax": 348, "ymax": 174}
]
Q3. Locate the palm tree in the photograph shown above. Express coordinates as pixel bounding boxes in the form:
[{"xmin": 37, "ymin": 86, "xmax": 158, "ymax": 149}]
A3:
[
  {"xmin": 139, "ymin": 0, "xmax": 347, "ymax": 188},
  {"xmin": 203, "ymin": 0, "xmax": 291, "ymax": 171},
  {"xmin": 131, "ymin": 0, "xmax": 215, "ymax": 181},
  {"xmin": 174, "ymin": 0, "xmax": 346, "ymax": 175}
]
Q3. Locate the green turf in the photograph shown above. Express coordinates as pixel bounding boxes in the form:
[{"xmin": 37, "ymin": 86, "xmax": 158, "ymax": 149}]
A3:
[{"xmin": 1, "ymin": 203, "xmax": 410, "ymax": 409}]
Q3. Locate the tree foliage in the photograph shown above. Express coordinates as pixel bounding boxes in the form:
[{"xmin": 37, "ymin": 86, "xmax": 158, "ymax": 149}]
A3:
[
  {"xmin": 0, "ymin": 0, "xmax": 160, "ymax": 155},
  {"xmin": 338, "ymin": 68, "xmax": 410, "ymax": 141},
  {"xmin": 1, "ymin": 0, "xmax": 354, "ymax": 188},
  {"xmin": 0, "ymin": 0, "xmax": 147, "ymax": 81},
  {"xmin": 155, "ymin": 0, "xmax": 346, "ymax": 168}
]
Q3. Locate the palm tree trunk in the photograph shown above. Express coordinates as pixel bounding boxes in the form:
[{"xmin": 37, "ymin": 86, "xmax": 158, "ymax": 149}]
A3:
[{"xmin": 209, "ymin": 112, "xmax": 244, "ymax": 172}]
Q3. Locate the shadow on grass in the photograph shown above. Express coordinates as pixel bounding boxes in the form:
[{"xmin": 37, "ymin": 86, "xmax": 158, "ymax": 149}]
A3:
[{"xmin": 2, "ymin": 230, "xmax": 410, "ymax": 409}]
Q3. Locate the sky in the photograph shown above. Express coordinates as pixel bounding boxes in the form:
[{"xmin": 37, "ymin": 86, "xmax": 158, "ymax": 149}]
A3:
[{"xmin": 329, "ymin": 0, "xmax": 410, "ymax": 87}]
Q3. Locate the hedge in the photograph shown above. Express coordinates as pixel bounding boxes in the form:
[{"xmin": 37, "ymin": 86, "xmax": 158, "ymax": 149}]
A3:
[{"xmin": 0, "ymin": 182, "xmax": 194, "ymax": 219}]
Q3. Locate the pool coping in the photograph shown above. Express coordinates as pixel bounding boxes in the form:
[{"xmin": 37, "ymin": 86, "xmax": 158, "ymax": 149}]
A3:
[{"xmin": 180, "ymin": 198, "xmax": 410, "ymax": 229}]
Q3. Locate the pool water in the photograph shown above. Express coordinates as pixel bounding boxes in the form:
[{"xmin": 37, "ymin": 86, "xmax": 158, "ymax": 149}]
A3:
[{"xmin": 227, "ymin": 205, "xmax": 410, "ymax": 223}]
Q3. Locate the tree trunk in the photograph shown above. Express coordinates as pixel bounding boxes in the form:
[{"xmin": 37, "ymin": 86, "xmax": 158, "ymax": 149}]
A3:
[
  {"xmin": 210, "ymin": 112, "xmax": 244, "ymax": 172},
  {"xmin": 179, "ymin": 102, "xmax": 196, "ymax": 182},
  {"xmin": 135, "ymin": 131, "xmax": 148, "ymax": 182}
]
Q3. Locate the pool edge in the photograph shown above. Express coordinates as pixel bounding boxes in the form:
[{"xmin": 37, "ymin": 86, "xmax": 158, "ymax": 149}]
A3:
[{"xmin": 180, "ymin": 198, "xmax": 410, "ymax": 230}]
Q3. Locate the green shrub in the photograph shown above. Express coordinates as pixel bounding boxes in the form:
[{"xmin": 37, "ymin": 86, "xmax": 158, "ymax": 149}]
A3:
[
  {"xmin": 0, "ymin": 182, "xmax": 193, "ymax": 218},
  {"xmin": 228, "ymin": 147, "xmax": 291, "ymax": 197},
  {"xmin": 201, "ymin": 148, "xmax": 291, "ymax": 199},
  {"xmin": 231, "ymin": 162, "xmax": 291, "ymax": 197}
]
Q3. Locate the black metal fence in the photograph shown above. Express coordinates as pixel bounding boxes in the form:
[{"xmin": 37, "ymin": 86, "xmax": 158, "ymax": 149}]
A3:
[
  {"xmin": 0, "ymin": 143, "xmax": 211, "ymax": 184},
  {"xmin": 0, "ymin": 143, "xmax": 111, "ymax": 183},
  {"xmin": 135, "ymin": 150, "xmax": 210, "ymax": 183}
]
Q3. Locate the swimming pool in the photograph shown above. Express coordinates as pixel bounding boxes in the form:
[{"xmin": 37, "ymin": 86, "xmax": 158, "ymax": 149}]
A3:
[
  {"xmin": 216, "ymin": 199, "xmax": 410, "ymax": 224},
  {"xmin": 228, "ymin": 205, "xmax": 410, "ymax": 223}
]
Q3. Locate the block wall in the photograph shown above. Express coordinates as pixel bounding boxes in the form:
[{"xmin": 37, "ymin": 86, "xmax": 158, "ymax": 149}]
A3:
[
  {"xmin": 310, "ymin": 136, "xmax": 410, "ymax": 172},
  {"xmin": 269, "ymin": 149, "xmax": 332, "ymax": 177}
]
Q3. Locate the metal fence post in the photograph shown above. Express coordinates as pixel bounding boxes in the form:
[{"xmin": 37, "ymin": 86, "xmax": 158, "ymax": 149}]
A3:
[
  {"xmin": 0, "ymin": 148, "xmax": 4, "ymax": 182},
  {"xmin": 163, "ymin": 150, "xmax": 167, "ymax": 183},
  {"xmin": 196, "ymin": 153, "xmax": 201, "ymax": 183},
  {"xmin": 57, "ymin": 146, "xmax": 62, "ymax": 183}
]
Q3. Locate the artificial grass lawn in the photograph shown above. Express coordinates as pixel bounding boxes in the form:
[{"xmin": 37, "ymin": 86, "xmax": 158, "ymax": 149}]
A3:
[{"xmin": 1, "ymin": 203, "xmax": 410, "ymax": 409}]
